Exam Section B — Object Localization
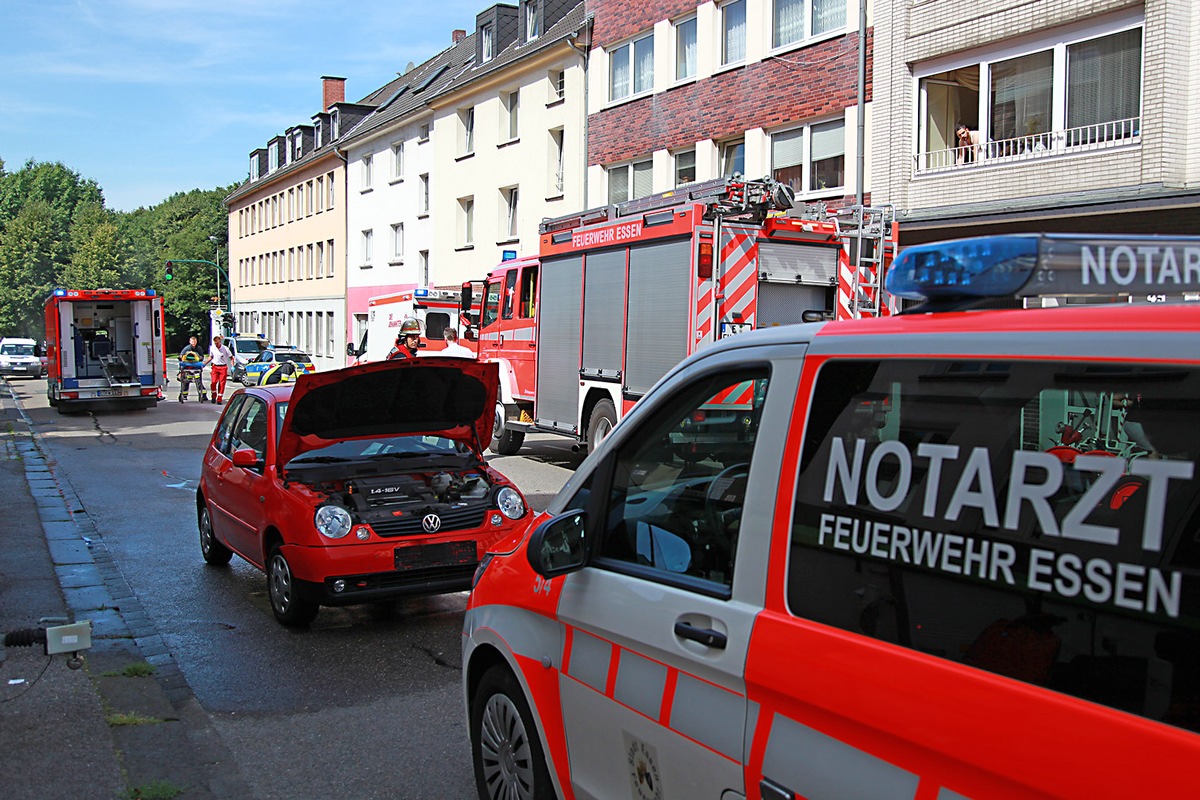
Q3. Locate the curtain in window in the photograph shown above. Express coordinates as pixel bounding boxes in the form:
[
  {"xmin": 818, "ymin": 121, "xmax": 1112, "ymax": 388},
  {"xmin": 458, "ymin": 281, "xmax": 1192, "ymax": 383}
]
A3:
[
  {"xmin": 633, "ymin": 161, "xmax": 653, "ymax": 199},
  {"xmin": 676, "ymin": 19, "xmax": 697, "ymax": 80},
  {"xmin": 1067, "ymin": 28, "xmax": 1142, "ymax": 131},
  {"xmin": 810, "ymin": 120, "xmax": 845, "ymax": 190},
  {"xmin": 990, "ymin": 50, "xmax": 1053, "ymax": 141},
  {"xmin": 772, "ymin": 128, "xmax": 805, "ymax": 190},
  {"xmin": 811, "ymin": 0, "xmax": 845, "ymax": 36},
  {"xmin": 610, "ymin": 44, "xmax": 631, "ymax": 100},
  {"xmin": 774, "ymin": 0, "xmax": 803, "ymax": 48},
  {"xmin": 723, "ymin": 0, "xmax": 746, "ymax": 64},
  {"xmin": 634, "ymin": 37, "xmax": 654, "ymax": 94},
  {"xmin": 608, "ymin": 166, "xmax": 630, "ymax": 204}
]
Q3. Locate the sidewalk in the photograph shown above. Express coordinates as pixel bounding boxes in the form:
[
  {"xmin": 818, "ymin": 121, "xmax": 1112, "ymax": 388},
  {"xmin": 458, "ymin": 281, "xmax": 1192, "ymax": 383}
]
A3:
[{"xmin": 0, "ymin": 380, "xmax": 249, "ymax": 799}]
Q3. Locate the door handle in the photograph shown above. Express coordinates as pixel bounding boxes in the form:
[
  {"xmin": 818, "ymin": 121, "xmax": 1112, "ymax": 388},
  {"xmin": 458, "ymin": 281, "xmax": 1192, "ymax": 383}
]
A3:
[{"xmin": 673, "ymin": 621, "xmax": 727, "ymax": 649}]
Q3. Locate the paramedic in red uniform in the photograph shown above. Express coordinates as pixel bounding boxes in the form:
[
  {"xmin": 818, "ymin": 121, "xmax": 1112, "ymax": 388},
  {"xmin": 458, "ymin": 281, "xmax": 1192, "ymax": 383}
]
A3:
[{"xmin": 204, "ymin": 334, "xmax": 234, "ymax": 403}]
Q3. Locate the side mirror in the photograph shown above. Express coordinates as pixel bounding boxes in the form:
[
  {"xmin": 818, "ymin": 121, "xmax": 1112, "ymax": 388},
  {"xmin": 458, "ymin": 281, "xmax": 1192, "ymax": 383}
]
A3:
[
  {"xmin": 346, "ymin": 342, "xmax": 356, "ymax": 357},
  {"xmin": 527, "ymin": 510, "xmax": 589, "ymax": 578},
  {"xmin": 231, "ymin": 447, "xmax": 259, "ymax": 468}
]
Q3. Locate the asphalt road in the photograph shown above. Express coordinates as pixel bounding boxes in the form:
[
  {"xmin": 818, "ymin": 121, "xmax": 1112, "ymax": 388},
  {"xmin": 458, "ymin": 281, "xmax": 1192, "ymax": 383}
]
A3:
[{"xmin": 8, "ymin": 376, "xmax": 580, "ymax": 799}]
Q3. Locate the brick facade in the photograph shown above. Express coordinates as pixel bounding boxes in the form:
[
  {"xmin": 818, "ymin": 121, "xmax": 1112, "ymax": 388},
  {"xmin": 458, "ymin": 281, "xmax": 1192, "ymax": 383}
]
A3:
[
  {"xmin": 589, "ymin": 0, "xmax": 698, "ymax": 48},
  {"xmin": 590, "ymin": 31, "xmax": 869, "ymax": 167}
]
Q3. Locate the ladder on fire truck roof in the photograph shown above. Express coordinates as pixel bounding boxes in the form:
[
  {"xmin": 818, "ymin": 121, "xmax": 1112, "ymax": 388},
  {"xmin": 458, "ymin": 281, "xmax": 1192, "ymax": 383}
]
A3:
[
  {"xmin": 539, "ymin": 175, "xmax": 794, "ymax": 235},
  {"xmin": 833, "ymin": 204, "xmax": 896, "ymax": 320}
]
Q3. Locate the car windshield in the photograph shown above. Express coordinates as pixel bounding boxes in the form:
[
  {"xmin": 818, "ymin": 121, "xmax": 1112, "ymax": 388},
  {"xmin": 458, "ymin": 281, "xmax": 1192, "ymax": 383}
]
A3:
[
  {"xmin": 287, "ymin": 434, "xmax": 469, "ymax": 465},
  {"xmin": 276, "ymin": 352, "xmax": 311, "ymax": 365},
  {"xmin": 236, "ymin": 340, "xmax": 268, "ymax": 355},
  {"xmin": 1, "ymin": 343, "xmax": 35, "ymax": 356}
]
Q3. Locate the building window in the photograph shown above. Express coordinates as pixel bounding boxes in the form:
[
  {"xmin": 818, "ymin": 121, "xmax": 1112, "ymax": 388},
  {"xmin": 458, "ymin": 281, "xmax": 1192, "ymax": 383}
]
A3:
[
  {"xmin": 250, "ymin": 156, "xmax": 260, "ymax": 181},
  {"xmin": 460, "ymin": 107, "xmax": 475, "ymax": 155},
  {"xmin": 391, "ymin": 223, "xmax": 404, "ymax": 261},
  {"xmin": 419, "ymin": 173, "xmax": 430, "ymax": 213},
  {"xmin": 722, "ymin": 0, "xmax": 747, "ymax": 65},
  {"xmin": 674, "ymin": 150, "xmax": 696, "ymax": 186},
  {"xmin": 419, "ymin": 123, "xmax": 430, "ymax": 142},
  {"xmin": 916, "ymin": 24, "xmax": 1143, "ymax": 172},
  {"xmin": 482, "ymin": 24, "xmax": 494, "ymax": 61},
  {"xmin": 504, "ymin": 90, "xmax": 520, "ymax": 141},
  {"xmin": 361, "ymin": 229, "xmax": 373, "ymax": 264},
  {"xmin": 419, "ymin": 250, "xmax": 430, "ymax": 286},
  {"xmin": 549, "ymin": 128, "xmax": 565, "ymax": 195},
  {"xmin": 316, "ymin": 241, "xmax": 325, "ymax": 277},
  {"xmin": 675, "ymin": 17, "xmax": 697, "ymax": 81},
  {"xmin": 774, "ymin": 0, "xmax": 846, "ymax": 49},
  {"xmin": 361, "ymin": 153, "xmax": 373, "ymax": 190},
  {"xmin": 551, "ymin": 69, "xmax": 566, "ymax": 100},
  {"xmin": 327, "ymin": 172, "xmax": 335, "ymax": 207},
  {"xmin": 293, "ymin": 132, "xmax": 304, "ymax": 161},
  {"xmin": 524, "ymin": 0, "xmax": 540, "ymax": 40},
  {"xmin": 458, "ymin": 196, "xmax": 474, "ymax": 247},
  {"xmin": 609, "ymin": 32, "xmax": 654, "ymax": 102},
  {"xmin": 502, "ymin": 187, "xmax": 519, "ymax": 239},
  {"xmin": 316, "ymin": 176, "xmax": 324, "ymax": 212},
  {"xmin": 327, "ymin": 239, "xmax": 335, "ymax": 277},
  {"xmin": 772, "ymin": 119, "xmax": 845, "ymax": 194},
  {"xmin": 268, "ymin": 145, "xmax": 279, "ymax": 172},
  {"xmin": 391, "ymin": 141, "xmax": 404, "ymax": 180},
  {"xmin": 607, "ymin": 159, "xmax": 653, "ymax": 204},
  {"xmin": 307, "ymin": 244, "xmax": 315, "ymax": 279},
  {"xmin": 720, "ymin": 139, "xmax": 745, "ymax": 176}
]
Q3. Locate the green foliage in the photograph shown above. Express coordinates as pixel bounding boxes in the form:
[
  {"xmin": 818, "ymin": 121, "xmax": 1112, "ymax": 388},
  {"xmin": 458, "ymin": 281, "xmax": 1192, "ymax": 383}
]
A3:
[{"xmin": 0, "ymin": 158, "xmax": 234, "ymax": 346}]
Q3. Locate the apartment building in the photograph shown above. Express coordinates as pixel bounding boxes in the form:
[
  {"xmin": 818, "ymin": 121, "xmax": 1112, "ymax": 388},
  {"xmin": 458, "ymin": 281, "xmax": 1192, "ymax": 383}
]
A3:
[
  {"xmin": 429, "ymin": 1, "xmax": 589, "ymax": 285},
  {"xmin": 224, "ymin": 77, "xmax": 364, "ymax": 371},
  {"xmin": 873, "ymin": 0, "xmax": 1200, "ymax": 245},
  {"xmin": 340, "ymin": 34, "xmax": 477, "ymax": 352},
  {"xmin": 585, "ymin": 0, "xmax": 872, "ymax": 209}
]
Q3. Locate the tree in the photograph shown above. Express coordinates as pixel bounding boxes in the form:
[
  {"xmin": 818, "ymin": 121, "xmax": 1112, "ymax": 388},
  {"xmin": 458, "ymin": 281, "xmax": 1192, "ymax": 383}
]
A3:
[
  {"xmin": 62, "ymin": 202, "xmax": 125, "ymax": 289},
  {"xmin": 0, "ymin": 201, "xmax": 61, "ymax": 336}
]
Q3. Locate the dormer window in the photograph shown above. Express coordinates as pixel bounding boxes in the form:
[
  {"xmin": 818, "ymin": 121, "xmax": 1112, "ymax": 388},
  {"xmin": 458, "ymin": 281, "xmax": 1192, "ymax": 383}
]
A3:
[
  {"xmin": 482, "ymin": 25, "xmax": 494, "ymax": 62},
  {"xmin": 524, "ymin": 0, "xmax": 540, "ymax": 41},
  {"xmin": 268, "ymin": 144, "xmax": 279, "ymax": 172},
  {"xmin": 293, "ymin": 133, "xmax": 303, "ymax": 160},
  {"xmin": 250, "ymin": 156, "xmax": 261, "ymax": 181},
  {"xmin": 332, "ymin": 110, "xmax": 340, "ymax": 139}
]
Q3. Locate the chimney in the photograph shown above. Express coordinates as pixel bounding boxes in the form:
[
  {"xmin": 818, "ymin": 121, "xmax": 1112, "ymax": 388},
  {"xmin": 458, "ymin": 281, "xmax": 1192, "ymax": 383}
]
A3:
[
  {"xmin": 321, "ymin": 76, "xmax": 346, "ymax": 111},
  {"xmin": 452, "ymin": 29, "xmax": 467, "ymax": 44}
]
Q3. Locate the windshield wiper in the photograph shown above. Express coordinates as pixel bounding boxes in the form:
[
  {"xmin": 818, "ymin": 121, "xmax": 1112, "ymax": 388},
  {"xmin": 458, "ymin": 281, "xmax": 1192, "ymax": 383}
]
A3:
[
  {"xmin": 365, "ymin": 451, "xmax": 453, "ymax": 461},
  {"xmin": 289, "ymin": 455, "xmax": 352, "ymax": 464}
]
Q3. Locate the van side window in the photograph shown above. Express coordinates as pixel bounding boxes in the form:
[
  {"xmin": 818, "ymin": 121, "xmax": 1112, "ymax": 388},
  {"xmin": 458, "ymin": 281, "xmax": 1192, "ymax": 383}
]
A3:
[
  {"xmin": 425, "ymin": 312, "xmax": 450, "ymax": 339},
  {"xmin": 502, "ymin": 269, "xmax": 518, "ymax": 320},
  {"xmin": 790, "ymin": 358, "xmax": 1200, "ymax": 733},
  {"xmin": 520, "ymin": 265, "xmax": 538, "ymax": 318},
  {"xmin": 594, "ymin": 369, "xmax": 769, "ymax": 592},
  {"xmin": 482, "ymin": 280, "xmax": 502, "ymax": 328}
]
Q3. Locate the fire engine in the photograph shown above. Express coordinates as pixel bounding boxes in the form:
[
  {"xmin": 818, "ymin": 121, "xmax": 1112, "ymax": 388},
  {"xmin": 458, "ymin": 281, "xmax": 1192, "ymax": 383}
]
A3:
[
  {"xmin": 473, "ymin": 175, "xmax": 896, "ymax": 455},
  {"xmin": 44, "ymin": 288, "xmax": 167, "ymax": 413},
  {"xmin": 347, "ymin": 286, "xmax": 481, "ymax": 364}
]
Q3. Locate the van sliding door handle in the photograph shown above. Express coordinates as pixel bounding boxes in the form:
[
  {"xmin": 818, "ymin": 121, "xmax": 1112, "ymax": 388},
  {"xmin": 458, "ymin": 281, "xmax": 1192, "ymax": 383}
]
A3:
[{"xmin": 673, "ymin": 621, "xmax": 727, "ymax": 649}]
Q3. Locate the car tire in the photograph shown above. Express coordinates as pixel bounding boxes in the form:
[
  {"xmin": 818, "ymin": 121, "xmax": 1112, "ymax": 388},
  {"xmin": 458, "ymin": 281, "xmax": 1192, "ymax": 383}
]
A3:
[
  {"xmin": 240, "ymin": 374, "xmax": 255, "ymax": 387},
  {"xmin": 587, "ymin": 399, "xmax": 617, "ymax": 456},
  {"xmin": 470, "ymin": 664, "xmax": 555, "ymax": 800},
  {"xmin": 268, "ymin": 543, "xmax": 319, "ymax": 627},
  {"xmin": 491, "ymin": 403, "xmax": 525, "ymax": 456},
  {"xmin": 198, "ymin": 503, "xmax": 233, "ymax": 565}
]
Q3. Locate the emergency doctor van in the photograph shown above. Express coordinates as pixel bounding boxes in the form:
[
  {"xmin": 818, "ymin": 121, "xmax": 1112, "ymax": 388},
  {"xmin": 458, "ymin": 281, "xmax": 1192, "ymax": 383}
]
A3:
[{"xmin": 463, "ymin": 234, "xmax": 1200, "ymax": 800}]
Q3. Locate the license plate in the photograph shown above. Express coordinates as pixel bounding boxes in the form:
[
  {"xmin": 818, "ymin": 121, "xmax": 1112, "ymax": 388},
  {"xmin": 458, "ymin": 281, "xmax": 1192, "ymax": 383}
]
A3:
[
  {"xmin": 720, "ymin": 322, "xmax": 752, "ymax": 338},
  {"xmin": 394, "ymin": 541, "xmax": 477, "ymax": 571},
  {"xmin": 96, "ymin": 389, "xmax": 121, "ymax": 397}
]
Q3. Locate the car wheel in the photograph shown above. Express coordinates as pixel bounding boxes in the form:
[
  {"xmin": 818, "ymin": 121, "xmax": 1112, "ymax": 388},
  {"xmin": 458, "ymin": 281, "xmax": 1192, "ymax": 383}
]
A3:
[
  {"xmin": 491, "ymin": 403, "xmax": 525, "ymax": 456},
  {"xmin": 471, "ymin": 664, "xmax": 554, "ymax": 800},
  {"xmin": 586, "ymin": 399, "xmax": 617, "ymax": 456},
  {"xmin": 268, "ymin": 544, "xmax": 319, "ymax": 627},
  {"xmin": 198, "ymin": 503, "xmax": 233, "ymax": 565},
  {"xmin": 240, "ymin": 374, "xmax": 255, "ymax": 387}
]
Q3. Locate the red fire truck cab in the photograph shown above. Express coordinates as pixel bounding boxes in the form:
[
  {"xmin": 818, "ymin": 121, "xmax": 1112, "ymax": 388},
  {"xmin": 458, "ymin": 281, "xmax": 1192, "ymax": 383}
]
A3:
[{"xmin": 473, "ymin": 176, "xmax": 895, "ymax": 455}]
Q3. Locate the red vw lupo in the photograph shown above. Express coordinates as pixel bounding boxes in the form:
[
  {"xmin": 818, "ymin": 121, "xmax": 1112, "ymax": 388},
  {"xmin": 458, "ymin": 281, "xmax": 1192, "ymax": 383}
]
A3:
[{"xmin": 197, "ymin": 357, "xmax": 529, "ymax": 626}]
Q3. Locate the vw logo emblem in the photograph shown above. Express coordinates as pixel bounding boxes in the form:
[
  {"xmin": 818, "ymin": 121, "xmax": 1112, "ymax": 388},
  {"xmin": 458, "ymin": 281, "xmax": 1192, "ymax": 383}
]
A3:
[{"xmin": 422, "ymin": 513, "xmax": 442, "ymax": 533}]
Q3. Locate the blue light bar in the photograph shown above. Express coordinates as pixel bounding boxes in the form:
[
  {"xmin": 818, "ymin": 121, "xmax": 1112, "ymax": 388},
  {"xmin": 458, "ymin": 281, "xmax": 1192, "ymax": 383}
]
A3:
[
  {"xmin": 54, "ymin": 288, "xmax": 67, "ymax": 296},
  {"xmin": 887, "ymin": 236, "xmax": 1038, "ymax": 300},
  {"xmin": 502, "ymin": 249, "xmax": 518, "ymax": 261},
  {"xmin": 888, "ymin": 234, "xmax": 1200, "ymax": 303},
  {"xmin": 415, "ymin": 288, "xmax": 429, "ymax": 297}
]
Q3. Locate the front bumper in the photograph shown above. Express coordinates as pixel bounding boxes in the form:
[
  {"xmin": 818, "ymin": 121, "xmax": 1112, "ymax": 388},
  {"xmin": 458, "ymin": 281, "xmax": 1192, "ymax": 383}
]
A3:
[{"xmin": 0, "ymin": 363, "xmax": 43, "ymax": 377}]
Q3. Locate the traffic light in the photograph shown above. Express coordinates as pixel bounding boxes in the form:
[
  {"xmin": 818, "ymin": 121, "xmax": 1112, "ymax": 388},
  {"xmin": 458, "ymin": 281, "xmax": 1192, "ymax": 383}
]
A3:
[{"xmin": 164, "ymin": 261, "xmax": 174, "ymax": 281}]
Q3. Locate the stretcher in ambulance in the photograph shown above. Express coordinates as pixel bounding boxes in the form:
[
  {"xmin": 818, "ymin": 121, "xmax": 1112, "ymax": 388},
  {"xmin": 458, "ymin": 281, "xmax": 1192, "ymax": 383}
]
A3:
[{"xmin": 462, "ymin": 234, "xmax": 1200, "ymax": 800}]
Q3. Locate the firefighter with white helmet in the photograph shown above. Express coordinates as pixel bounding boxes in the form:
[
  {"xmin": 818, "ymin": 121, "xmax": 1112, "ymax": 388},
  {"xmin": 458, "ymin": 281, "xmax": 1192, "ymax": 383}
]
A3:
[{"xmin": 387, "ymin": 317, "xmax": 422, "ymax": 360}]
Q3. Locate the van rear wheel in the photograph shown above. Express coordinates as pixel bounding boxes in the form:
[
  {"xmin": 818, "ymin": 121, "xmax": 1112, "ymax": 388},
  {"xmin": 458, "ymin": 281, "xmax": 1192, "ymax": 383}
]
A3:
[
  {"xmin": 491, "ymin": 403, "xmax": 525, "ymax": 455},
  {"xmin": 587, "ymin": 399, "xmax": 617, "ymax": 456}
]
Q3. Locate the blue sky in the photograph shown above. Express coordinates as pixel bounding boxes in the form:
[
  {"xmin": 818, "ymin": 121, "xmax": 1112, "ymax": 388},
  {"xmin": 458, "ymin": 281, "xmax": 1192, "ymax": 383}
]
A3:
[{"xmin": 1, "ymin": 0, "xmax": 484, "ymax": 212}]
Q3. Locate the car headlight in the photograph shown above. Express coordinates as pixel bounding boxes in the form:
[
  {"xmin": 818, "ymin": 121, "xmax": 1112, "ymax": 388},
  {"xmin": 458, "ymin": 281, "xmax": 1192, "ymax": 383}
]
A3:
[
  {"xmin": 495, "ymin": 487, "xmax": 526, "ymax": 520},
  {"xmin": 314, "ymin": 505, "xmax": 352, "ymax": 539}
]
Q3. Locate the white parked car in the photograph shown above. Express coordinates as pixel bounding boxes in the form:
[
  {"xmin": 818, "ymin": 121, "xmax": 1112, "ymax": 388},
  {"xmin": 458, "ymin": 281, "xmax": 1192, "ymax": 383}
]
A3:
[{"xmin": 0, "ymin": 337, "xmax": 43, "ymax": 378}]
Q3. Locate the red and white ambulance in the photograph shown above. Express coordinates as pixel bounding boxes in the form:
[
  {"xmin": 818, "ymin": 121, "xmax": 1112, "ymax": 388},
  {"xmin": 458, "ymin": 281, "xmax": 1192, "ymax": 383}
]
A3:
[
  {"xmin": 463, "ymin": 233, "xmax": 1200, "ymax": 799},
  {"xmin": 473, "ymin": 177, "xmax": 895, "ymax": 456},
  {"xmin": 44, "ymin": 287, "xmax": 166, "ymax": 412},
  {"xmin": 347, "ymin": 286, "xmax": 478, "ymax": 364}
]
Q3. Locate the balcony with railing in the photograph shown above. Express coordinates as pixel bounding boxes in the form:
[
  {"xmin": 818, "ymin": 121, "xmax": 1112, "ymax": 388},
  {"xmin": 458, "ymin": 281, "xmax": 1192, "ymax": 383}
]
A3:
[{"xmin": 915, "ymin": 117, "xmax": 1141, "ymax": 175}]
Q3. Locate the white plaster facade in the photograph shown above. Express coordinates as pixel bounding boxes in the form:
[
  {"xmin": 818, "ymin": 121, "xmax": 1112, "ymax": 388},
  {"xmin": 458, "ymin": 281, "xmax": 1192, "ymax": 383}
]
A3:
[{"xmin": 429, "ymin": 44, "xmax": 588, "ymax": 285}]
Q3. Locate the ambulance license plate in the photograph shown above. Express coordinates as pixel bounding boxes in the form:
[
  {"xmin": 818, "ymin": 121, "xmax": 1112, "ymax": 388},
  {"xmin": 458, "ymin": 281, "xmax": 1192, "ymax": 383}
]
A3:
[
  {"xmin": 720, "ymin": 323, "xmax": 752, "ymax": 338},
  {"xmin": 96, "ymin": 389, "xmax": 119, "ymax": 397},
  {"xmin": 394, "ymin": 541, "xmax": 476, "ymax": 570}
]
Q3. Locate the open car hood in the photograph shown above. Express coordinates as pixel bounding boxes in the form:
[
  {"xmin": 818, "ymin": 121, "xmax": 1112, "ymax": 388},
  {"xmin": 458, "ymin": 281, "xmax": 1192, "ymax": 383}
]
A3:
[{"xmin": 275, "ymin": 357, "xmax": 499, "ymax": 471}]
